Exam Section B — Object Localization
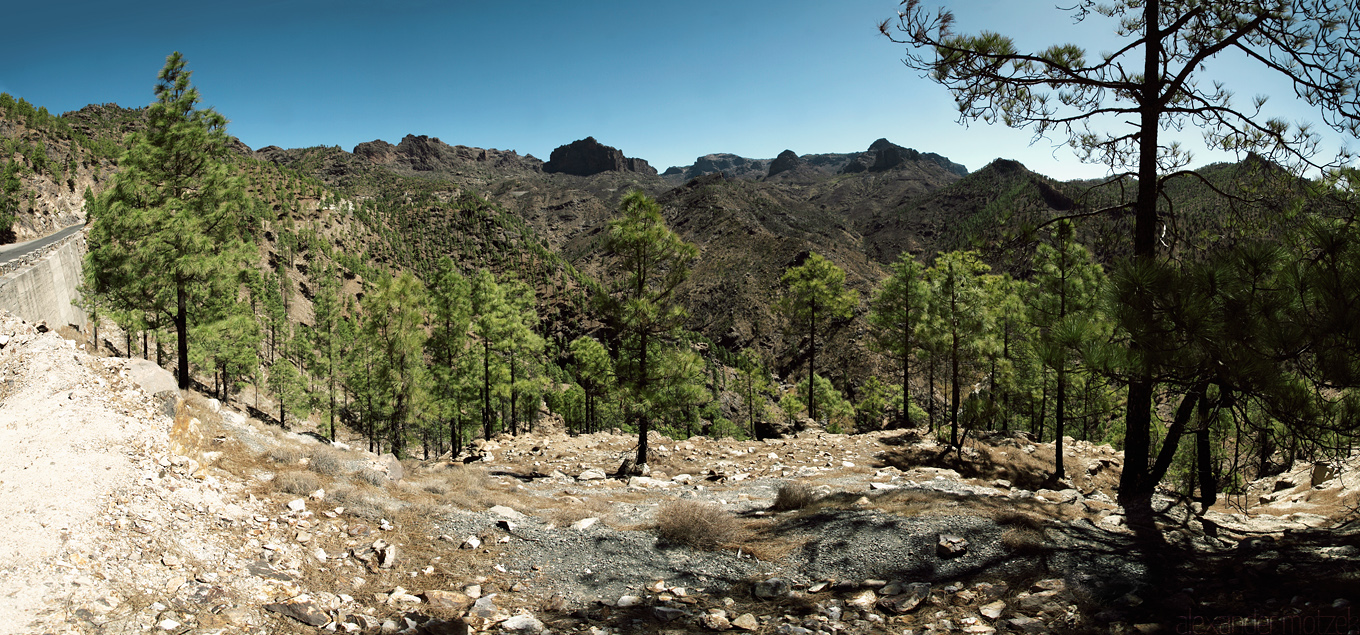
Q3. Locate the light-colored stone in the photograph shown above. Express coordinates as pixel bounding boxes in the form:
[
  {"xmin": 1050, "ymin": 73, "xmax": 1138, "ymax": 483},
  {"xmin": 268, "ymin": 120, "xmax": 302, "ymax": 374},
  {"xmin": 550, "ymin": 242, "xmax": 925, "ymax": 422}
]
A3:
[
  {"xmin": 572, "ymin": 517, "xmax": 599, "ymax": 531},
  {"xmin": 287, "ymin": 498, "xmax": 306, "ymax": 512},
  {"xmin": 980, "ymin": 600, "xmax": 1006, "ymax": 619},
  {"xmin": 501, "ymin": 614, "xmax": 544, "ymax": 631},
  {"xmin": 732, "ymin": 613, "xmax": 760, "ymax": 630},
  {"xmin": 617, "ymin": 595, "xmax": 643, "ymax": 608},
  {"xmin": 753, "ymin": 577, "xmax": 790, "ymax": 599},
  {"xmin": 578, "ymin": 468, "xmax": 607, "ymax": 480}
]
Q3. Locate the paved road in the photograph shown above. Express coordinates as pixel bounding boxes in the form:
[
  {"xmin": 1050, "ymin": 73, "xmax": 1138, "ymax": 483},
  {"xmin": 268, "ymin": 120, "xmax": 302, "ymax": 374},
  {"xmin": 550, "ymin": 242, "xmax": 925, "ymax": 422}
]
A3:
[{"xmin": 0, "ymin": 223, "xmax": 85, "ymax": 268}]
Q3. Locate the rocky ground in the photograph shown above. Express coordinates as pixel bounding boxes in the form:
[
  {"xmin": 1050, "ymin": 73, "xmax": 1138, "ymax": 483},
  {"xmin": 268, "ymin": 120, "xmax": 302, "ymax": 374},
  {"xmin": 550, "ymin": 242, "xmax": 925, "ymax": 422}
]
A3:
[{"xmin": 2, "ymin": 310, "xmax": 1359, "ymax": 635}]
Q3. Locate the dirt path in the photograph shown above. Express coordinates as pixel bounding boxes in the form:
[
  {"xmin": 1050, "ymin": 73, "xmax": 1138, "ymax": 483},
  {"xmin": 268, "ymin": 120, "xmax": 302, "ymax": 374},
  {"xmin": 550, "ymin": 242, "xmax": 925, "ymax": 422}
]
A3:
[{"xmin": 0, "ymin": 311, "xmax": 177, "ymax": 633}]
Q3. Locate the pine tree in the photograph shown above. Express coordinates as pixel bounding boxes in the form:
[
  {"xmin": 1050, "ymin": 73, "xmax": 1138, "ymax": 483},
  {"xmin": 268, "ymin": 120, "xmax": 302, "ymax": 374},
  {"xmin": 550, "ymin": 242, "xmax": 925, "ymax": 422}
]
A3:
[
  {"xmin": 267, "ymin": 355, "xmax": 307, "ymax": 430},
  {"xmin": 570, "ymin": 336, "xmax": 615, "ymax": 434},
  {"xmin": 83, "ymin": 52, "xmax": 253, "ymax": 389},
  {"xmin": 427, "ymin": 257, "xmax": 473, "ymax": 451},
  {"xmin": 310, "ymin": 258, "xmax": 345, "ymax": 441},
  {"xmin": 360, "ymin": 271, "xmax": 430, "ymax": 458},
  {"xmin": 601, "ymin": 191, "xmax": 698, "ymax": 472},
  {"xmin": 922, "ymin": 251, "xmax": 994, "ymax": 450},
  {"xmin": 469, "ymin": 270, "xmax": 511, "ymax": 441},
  {"xmin": 868, "ymin": 253, "xmax": 927, "ymax": 428},
  {"xmin": 779, "ymin": 253, "xmax": 858, "ymax": 424},
  {"xmin": 1028, "ymin": 221, "xmax": 1108, "ymax": 479}
]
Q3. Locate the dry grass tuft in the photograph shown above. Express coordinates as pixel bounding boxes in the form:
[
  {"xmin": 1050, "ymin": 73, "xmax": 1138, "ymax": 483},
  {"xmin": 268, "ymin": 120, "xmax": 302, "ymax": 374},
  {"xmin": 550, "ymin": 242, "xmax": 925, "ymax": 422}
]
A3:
[
  {"xmin": 1001, "ymin": 526, "xmax": 1048, "ymax": 554},
  {"xmin": 267, "ymin": 445, "xmax": 305, "ymax": 465},
  {"xmin": 308, "ymin": 447, "xmax": 346, "ymax": 477},
  {"xmin": 771, "ymin": 481, "xmax": 818, "ymax": 511},
  {"xmin": 657, "ymin": 500, "xmax": 750, "ymax": 550},
  {"xmin": 274, "ymin": 470, "xmax": 321, "ymax": 496},
  {"xmin": 357, "ymin": 469, "xmax": 389, "ymax": 487}
]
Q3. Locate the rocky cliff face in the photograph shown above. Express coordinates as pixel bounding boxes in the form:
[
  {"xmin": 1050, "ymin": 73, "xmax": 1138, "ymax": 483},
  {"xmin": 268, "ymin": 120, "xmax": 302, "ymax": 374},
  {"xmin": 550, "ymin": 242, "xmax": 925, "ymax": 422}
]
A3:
[
  {"xmin": 353, "ymin": 135, "xmax": 543, "ymax": 174},
  {"xmin": 543, "ymin": 137, "xmax": 656, "ymax": 177},
  {"xmin": 662, "ymin": 153, "xmax": 772, "ymax": 181},
  {"xmin": 766, "ymin": 149, "xmax": 801, "ymax": 178},
  {"xmin": 840, "ymin": 138, "xmax": 967, "ymax": 176}
]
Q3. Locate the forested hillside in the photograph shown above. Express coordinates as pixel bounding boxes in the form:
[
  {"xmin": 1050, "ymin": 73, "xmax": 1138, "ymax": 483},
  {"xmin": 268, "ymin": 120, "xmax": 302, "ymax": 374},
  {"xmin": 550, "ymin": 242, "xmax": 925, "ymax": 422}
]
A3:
[{"xmin": 2, "ymin": 43, "xmax": 1358, "ymax": 515}]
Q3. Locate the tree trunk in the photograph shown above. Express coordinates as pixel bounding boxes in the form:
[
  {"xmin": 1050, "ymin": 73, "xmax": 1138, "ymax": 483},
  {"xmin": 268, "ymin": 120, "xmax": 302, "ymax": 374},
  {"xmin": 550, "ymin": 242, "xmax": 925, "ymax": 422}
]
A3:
[
  {"xmin": 808, "ymin": 303, "xmax": 817, "ymax": 423},
  {"xmin": 1118, "ymin": 0, "xmax": 1163, "ymax": 509},
  {"xmin": 175, "ymin": 279, "xmax": 189, "ymax": 389},
  {"xmin": 635, "ymin": 330, "xmax": 650, "ymax": 470},
  {"xmin": 1054, "ymin": 366, "xmax": 1066, "ymax": 480},
  {"xmin": 483, "ymin": 339, "xmax": 492, "ymax": 441}
]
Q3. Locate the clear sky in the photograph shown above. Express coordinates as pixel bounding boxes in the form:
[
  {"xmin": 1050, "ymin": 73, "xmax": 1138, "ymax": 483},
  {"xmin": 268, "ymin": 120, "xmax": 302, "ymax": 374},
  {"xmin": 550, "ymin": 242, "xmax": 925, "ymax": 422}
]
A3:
[{"xmin": 1, "ymin": 1, "xmax": 1351, "ymax": 180}]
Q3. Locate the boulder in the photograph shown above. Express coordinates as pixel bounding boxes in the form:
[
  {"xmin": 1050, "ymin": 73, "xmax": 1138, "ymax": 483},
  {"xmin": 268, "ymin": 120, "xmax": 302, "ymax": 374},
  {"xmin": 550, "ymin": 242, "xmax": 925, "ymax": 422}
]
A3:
[
  {"xmin": 126, "ymin": 358, "xmax": 179, "ymax": 417},
  {"xmin": 753, "ymin": 577, "xmax": 790, "ymax": 599},
  {"xmin": 378, "ymin": 453, "xmax": 403, "ymax": 481},
  {"xmin": 264, "ymin": 600, "xmax": 329, "ymax": 626},
  {"xmin": 878, "ymin": 583, "xmax": 930, "ymax": 614},
  {"xmin": 937, "ymin": 534, "xmax": 969, "ymax": 558}
]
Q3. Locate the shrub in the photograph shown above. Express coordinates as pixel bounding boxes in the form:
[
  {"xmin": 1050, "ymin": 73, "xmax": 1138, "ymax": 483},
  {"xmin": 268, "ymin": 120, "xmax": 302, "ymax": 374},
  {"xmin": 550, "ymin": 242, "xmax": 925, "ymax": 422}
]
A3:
[
  {"xmin": 656, "ymin": 500, "xmax": 747, "ymax": 550},
  {"xmin": 275, "ymin": 471, "xmax": 320, "ymax": 496},
  {"xmin": 358, "ymin": 469, "xmax": 388, "ymax": 487},
  {"xmin": 266, "ymin": 445, "xmax": 304, "ymax": 465},
  {"xmin": 771, "ymin": 481, "xmax": 817, "ymax": 511},
  {"xmin": 309, "ymin": 447, "xmax": 346, "ymax": 476}
]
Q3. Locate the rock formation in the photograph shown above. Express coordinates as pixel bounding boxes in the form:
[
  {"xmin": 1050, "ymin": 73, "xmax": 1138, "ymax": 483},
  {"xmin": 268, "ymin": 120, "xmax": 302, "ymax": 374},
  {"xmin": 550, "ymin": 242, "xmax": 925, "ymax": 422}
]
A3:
[
  {"xmin": 767, "ymin": 149, "xmax": 801, "ymax": 177},
  {"xmin": 542, "ymin": 137, "xmax": 657, "ymax": 177},
  {"xmin": 840, "ymin": 138, "xmax": 968, "ymax": 176}
]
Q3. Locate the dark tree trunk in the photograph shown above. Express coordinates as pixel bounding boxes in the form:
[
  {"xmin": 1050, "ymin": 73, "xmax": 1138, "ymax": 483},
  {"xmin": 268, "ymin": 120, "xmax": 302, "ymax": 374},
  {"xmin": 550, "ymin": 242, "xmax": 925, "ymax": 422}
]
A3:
[{"xmin": 175, "ymin": 280, "xmax": 189, "ymax": 389}]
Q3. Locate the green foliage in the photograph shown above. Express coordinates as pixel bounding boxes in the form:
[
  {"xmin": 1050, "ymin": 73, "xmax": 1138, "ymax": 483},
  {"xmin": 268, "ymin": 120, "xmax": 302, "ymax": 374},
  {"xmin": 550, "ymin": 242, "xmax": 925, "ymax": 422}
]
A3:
[
  {"xmin": 868, "ymin": 252, "xmax": 927, "ymax": 427},
  {"xmin": 601, "ymin": 191, "xmax": 699, "ymax": 468},
  {"xmin": 921, "ymin": 250, "xmax": 994, "ymax": 448},
  {"xmin": 779, "ymin": 252, "xmax": 857, "ymax": 422},
  {"xmin": 855, "ymin": 375, "xmax": 890, "ymax": 432},
  {"xmin": 358, "ymin": 270, "xmax": 430, "ymax": 458},
  {"xmin": 569, "ymin": 336, "xmax": 615, "ymax": 434},
  {"xmin": 83, "ymin": 52, "xmax": 254, "ymax": 389},
  {"xmin": 794, "ymin": 373, "xmax": 855, "ymax": 434}
]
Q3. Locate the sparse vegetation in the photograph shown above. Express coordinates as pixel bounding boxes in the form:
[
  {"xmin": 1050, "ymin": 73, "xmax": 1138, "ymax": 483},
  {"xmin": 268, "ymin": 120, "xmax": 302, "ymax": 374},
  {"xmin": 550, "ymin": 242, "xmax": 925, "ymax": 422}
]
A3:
[
  {"xmin": 274, "ymin": 470, "xmax": 320, "ymax": 496},
  {"xmin": 656, "ymin": 499, "xmax": 748, "ymax": 551},
  {"xmin": 771, "ymin": 480, "xmax": 817, "ymax": 511}
]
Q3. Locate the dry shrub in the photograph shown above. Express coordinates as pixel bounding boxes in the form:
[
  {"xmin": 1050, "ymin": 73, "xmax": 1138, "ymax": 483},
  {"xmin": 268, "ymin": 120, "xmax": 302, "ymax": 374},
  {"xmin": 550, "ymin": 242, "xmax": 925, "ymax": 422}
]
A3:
[
  {"xmin": 308, "ymin": 447, "xmax": 346, "ymax": 477},
  {"xmin": 1001, "ymin": 527, "xmax": 1048, "ymax": 554},
  {"xmin": 267, "ymin": 445, "xmax": 305, "ymax": 465},
  {"xmin": 995, "ymin": 510, "xmax": 1045, "ymax": 530},
  {"xmin": 275, "ymin": 471, "xmax": 320, "ymax": 496},
  {"xmin": 771, "ymin": 481, "xmax": 817, "ymax": 511},
  {"xmin": 657, "ymin": 500, "xmax": 749, "ymax": 550},
  {"xmin": 358, "ymin": 469, "xmax": 389, "ymax": 487}
]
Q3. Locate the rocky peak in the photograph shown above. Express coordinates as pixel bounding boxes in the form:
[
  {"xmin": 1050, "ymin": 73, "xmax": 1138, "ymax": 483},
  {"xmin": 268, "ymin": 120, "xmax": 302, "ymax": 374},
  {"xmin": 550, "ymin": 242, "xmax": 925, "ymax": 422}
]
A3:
[
  {"xmin": 767, "ymin": 149, "xmax": 801, "ymax": 178},
  {"xmin": 353, "ymin": 135, "xmax": 541, "ymax": 174},
  {"xmin": 840, "ymin": 138, "xmax": 968, "ymax": 176},
  {"xmin": 543, "ymin": 137, "xmax": 656, "ymax": 177}
]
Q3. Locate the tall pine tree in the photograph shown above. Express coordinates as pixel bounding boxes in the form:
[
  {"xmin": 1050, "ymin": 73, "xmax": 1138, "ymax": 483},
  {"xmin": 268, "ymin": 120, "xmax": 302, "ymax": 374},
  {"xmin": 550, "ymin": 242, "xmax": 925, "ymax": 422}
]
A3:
[{"xmin": 84, "ymin": 52, "xmax": 253, "ymax": 389}]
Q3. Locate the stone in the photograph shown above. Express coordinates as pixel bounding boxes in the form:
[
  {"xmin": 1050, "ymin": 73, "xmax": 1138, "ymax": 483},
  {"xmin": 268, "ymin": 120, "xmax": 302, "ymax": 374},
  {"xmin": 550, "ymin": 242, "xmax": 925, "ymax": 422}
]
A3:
[
  {"xmin": 753, "ymin": 577, "xmax": 790, "ymax": 599},
  {"xmin": 461, "ymin": 536, "xmax": 481, "ymax": 549},
  {"xmin": 617, "ymin": 595, "xmax": 643, "ymax": 608},
  {"xmin": 287, "ymin": 498, "xmax": 306, "ymax": 512},
  {"xmin": 161, "ymin": 554, "xmax": 181, "ymax": 567},
  {"xmin": 701, "ymin": 612, "xmax": 733, "ymax": 631},
  {"xmin": 489, "ymin": 504, "xmax": 526, "ymax": 520},
  {"xmin": 578, "ymin": 468, "xmax": 607, "ymax": 480},
  {"xmin": 265, "ymin": 600, "xmax": 330, "ymax": 626},
  {"xmin": 1008, "ymin": 617, "xmax": 1049, "ymax": 634},
  {"xmin": 502, "ymin": 614, "xmax": 544, "ymax": 631},
  {"xmin": 464, "ymin": 584, "xmax": 482, "ymax": 599},
  {"xmin": 313, "ymin": 548, "xmax": 328, "ymax": 562},
  {"xmin": 847, "ymin": 589, "xmax": 877, "ymax": 610},
  {"xmin": 937, "ymin": 534, "xmax": 969, "ymax": 558},
  {"xmin": 157, "ymin": 618, "xmax": 181, "ymax": 631},
  {"xmin": 469, "ymin": 595, "xmax": 500, "ymax": 619},
  {"xmin": 378, "ymin": 453, "xmax": 404, "ymax": 481},
  {"xmin": 572, "ymin": 517, "xmax": 599, "ymax": 531},
  {"xmin": 732, "ymin": 613, "xmax": 760, "ymax": 630},
  {"xmin": 1312, "ymin": 461, "xmax": 1337, "ymax": 487},
  {"xmin": 374, "ymin": 540, "xmax": 398, "ymax": 568},
  {"xmin": 878, "ymin": 583, "xmax": 930, "ymax": 613},
  {"xmin": 980, "ymin": 600, "xmax": 1006, "ymax": 619},
  {"xmin": 653, "ymin": 606, "xmax": 686, "ymax": 622},
  {"xmin": 421, "ymin": 590, "xmax": 473, "ymax": 611}
]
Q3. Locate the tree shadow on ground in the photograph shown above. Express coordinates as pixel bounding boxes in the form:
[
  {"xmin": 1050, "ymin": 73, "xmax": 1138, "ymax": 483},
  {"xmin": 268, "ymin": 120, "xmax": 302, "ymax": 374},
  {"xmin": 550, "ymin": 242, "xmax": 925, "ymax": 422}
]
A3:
[{"xmin": 874, "ymin": 432, "xmax": 1054, "ymax": 492}]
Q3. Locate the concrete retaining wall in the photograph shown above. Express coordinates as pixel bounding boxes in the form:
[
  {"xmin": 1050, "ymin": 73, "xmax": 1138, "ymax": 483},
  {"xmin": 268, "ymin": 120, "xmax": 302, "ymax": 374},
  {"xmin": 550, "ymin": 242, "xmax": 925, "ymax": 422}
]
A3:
[{"xmin": 0, "ymin": 232, "xmax": 87, "ymax": 330}]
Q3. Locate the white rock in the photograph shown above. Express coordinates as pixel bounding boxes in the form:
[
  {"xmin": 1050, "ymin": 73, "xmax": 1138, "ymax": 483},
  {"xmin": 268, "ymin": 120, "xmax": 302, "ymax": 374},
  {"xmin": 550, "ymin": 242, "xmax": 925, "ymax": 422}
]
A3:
[
  {"xmin": 617, "ymin": 595, "xmax": 643, "ymax": 607},
  {"xmin": 571, "ymin": 517, "xmax": 599, "ymax": 531},
  {"xmin": 287, "ymin": 498, "xmax": 307, "ymax": 512},
  {"xmin": 488, "ymin": 505, "xmax": 525, "ymax": 520},
  {"xmin": 578, "ymin": 468, "xmax": 607, "ymax": 481},
  {"xmin": 501, "ymin": 614, "xmax": 544, "ymax": 631}
]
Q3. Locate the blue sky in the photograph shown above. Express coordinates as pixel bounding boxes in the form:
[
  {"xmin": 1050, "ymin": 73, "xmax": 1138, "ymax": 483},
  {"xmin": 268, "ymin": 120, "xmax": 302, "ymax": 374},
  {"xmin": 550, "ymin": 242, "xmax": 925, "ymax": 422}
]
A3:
[{"xmin": 1, "ymin": 1, "xmax": 1351, "ymax": 180}]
